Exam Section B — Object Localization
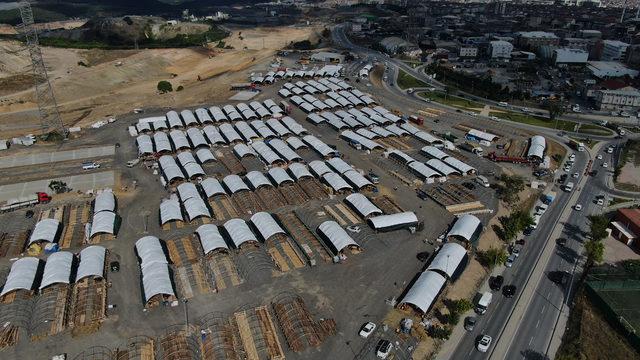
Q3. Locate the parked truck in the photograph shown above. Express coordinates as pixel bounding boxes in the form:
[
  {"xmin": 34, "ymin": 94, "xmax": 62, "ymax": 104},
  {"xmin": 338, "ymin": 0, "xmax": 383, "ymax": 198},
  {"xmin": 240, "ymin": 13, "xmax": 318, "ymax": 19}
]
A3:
[
  {"xmin": 230, "ymin": 83, "xmax": 255, "ymax": 91},
  {"xmin": 1, "ymin": 192, "xmax": 51, "ymax": 213},
  {"xmin": 408, "ymin": 115, "xmax": 424, "ymax": 126},
  {"xmin": 475, "ymin": 292, "xmax": 493, "ymax": 315},
  {"xmin": 459, "ymin": 142, "xmax": 483, "ymax": 156}
]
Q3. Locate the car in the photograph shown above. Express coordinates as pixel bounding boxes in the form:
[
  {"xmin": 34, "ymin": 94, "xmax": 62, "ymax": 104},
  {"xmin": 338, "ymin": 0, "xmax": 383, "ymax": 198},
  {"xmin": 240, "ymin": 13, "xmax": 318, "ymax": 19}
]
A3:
[
  {"xmin": 516, "ymin": 238, "xmax": 526, "ymax": 245},
  {"xmin": 511, "ymin": 246, "xmax": 521, "ymax": 258},
  {"xmin": 359, "ymin": 322, "xmax": 376, "ymax": 338},
  {"xmin": 569, "ymin": 153, "xmax": 576, "ymax": 161},
  {"xmin": 477, "ymin": 335, "xmax": 492, "ymax": 352},
  {"xmin": 110, "ymin": 261, "xmax": 120, "ymax": 272},
  {"xmin": 607, "ymin": 147, "xmax": 613, "ymax": 154},
  {"xmin": 25, "ymin": 210, "xmax": 34, "ymax": 219},
  {"xmin": 549, "ymin": 270, "xmax": 570, "ymax": 285},
  {"xmin": 556, "ymin": 238, "xmax": 567, "ymax": 247},
  {"xmin": 346, "ymin": 225, "xmax": 361, "ymax": 233},
  {"xmin": 602, "ymin": 162, "xmax": 608, "ymax": 168},
  {"xmin": 572, "ymin": 172, "xmax": 579, "ymax": 178},
  {"xmin": 559, "ymin": 174, "xmax": 568, "ymax": 182},
  {"xmin": 505, "ymin": 254, "xmax": 516, "ymax": 267},
  {"xmin": 523, "ymin": 227, "xmax": 533, "ymax": 236},
  {"xmin": 574, "ymin": 204, "xmax": 582, "ymax": 211},
  {"xmin": 503, "ymin": 285, "xmax": 516, "ymax": 298},
  {"xmin": 416, "ymin": 251, "xmax": 430, "ymax": 262},
  {"xmin": 597, "ymin": 198, "xmax": 604, "ymax": 206},
  {"xmin": 490, "ymin": 275, "xmax": 504, "ymax": 291},
  {"xmin": 597, "ymin": 154, "xmax": 603, "ymax": 160},
  {"xmin": 464, "ymin": 316, "xmax": 477, "ymax": 331},
  {"xmin": 376, "ymin": 339, "xmax": 392, "ymax": 359}
]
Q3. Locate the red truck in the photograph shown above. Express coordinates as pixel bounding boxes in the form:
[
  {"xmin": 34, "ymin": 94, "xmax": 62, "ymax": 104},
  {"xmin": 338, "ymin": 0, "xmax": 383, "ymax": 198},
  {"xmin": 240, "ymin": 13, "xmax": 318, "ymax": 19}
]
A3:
[
  {"xmin": 1, "ymin": 192, "xmax": 51, "ymax": 213},
  {"xmin": 486, "ymin": 152, "xmax": 532, "ymax": 164},
  {"xmin": 409, "ymin": 115, "xmax": 424, "ymax": 126}
]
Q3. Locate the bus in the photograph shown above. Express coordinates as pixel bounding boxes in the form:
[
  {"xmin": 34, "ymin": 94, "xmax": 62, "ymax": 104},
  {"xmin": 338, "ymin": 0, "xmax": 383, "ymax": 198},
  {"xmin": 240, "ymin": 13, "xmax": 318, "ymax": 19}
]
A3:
[{"xmin": 568, "ymin": 139, "xmax": 585, "ymax": 152}]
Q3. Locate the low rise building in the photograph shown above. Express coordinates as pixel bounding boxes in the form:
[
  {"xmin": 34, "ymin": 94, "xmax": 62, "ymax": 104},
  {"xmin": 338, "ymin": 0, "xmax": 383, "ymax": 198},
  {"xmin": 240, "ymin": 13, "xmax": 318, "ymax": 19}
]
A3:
[
  {"xmin": 459, "ymin": 46, "xmax": 478, "ymax": 58},
  {"xmin": 588, "ymin": 61, "xmax": 639, "ymax": 78},
  {"xmin": 594, "ymin": 86, "xmax": 640, "ymax": 111},
  {"xmin": 517, "ymin": 31, "xmax": 559, "ymax": 50},
  {"xmin": 610, "ymin": 208, "xmax": 640, "ymax": 250},
  {"xmin": 310, "ymin": 52, "xmax": 345, "ymax": 63},
  {"xmin": 553, "ymin": 48, "xmax": 589, "ymax": 65},
  {"xmin": 601, "ymin": 40, "xmax": 629, "ymax": 61},
  {"xmin": 490, "ymin": 40, "xmax": 513, "ymax": 60}
]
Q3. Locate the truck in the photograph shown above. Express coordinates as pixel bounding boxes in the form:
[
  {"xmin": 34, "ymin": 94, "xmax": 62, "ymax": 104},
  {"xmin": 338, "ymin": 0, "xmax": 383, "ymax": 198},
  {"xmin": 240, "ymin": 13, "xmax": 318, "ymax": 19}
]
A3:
[
  {"xmin": 230, "ymin": 83, "xmax": 255, "ymax": 91},
  {"xmin": 459, "ymin": 143, "xmax": 483, "ymax": 156},
  {"xmin": 568, "ymin": 139, "xmax": 585, "ymax": 152},
  {"xmin": 1, "ymin": 192, "xmax": 51, "ymax": 213},
  {"xmin": 476, "ymin": 175, "xmax": 490, "ymax": 188},
  {"xmin": 409, "ymin": 115, "xmax": 424, "ymax": 126},
  {"xmin": 486, "ymin": 152, "xmax": 531, "ymax": 164},
  {"xmin": 542, "ymin": 191, "xmax": 556, "ymax": 205},
  {"xmin": 475, "ymin": 292, "xmax": 493, "ymax": 315}
]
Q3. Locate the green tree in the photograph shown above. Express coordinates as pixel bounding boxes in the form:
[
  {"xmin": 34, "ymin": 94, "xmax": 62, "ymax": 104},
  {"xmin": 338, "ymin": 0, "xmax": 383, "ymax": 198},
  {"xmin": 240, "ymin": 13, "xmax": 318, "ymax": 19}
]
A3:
[
  {"xmin": 428, "ymin": 325, "xmax": 452, "ymax": 340},
  {"xmin": 446, "ymin": 298, "xmax": 473, "ymax": 313},
  {"xmin": 157, "ymin": 80, "xmax": 173, "ymax": 93},
  {"xmin": 588, "ymin": 214, "xmax": 609, "ymax": 242},
  {"xmin": 478, "ymin": 247, "xmax": 508, "ymax": 269},
  {"xmin": 495, "ymin": 174, "xmax": 525, "ymax": 205},
  {"xmin": 584, "ymin": 239, "xmax": 604, "ymax": 268},
  {"xmin": 546, "ymin": 100, "xmax": 566, "ymax": 128}
]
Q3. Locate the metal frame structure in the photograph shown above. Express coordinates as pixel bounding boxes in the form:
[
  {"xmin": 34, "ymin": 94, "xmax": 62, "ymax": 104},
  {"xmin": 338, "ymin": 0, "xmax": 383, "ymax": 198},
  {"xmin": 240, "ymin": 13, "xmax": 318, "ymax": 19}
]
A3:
[{"xmin": 17, "ymin": 1, "xmax": 67, "ymax": 137}]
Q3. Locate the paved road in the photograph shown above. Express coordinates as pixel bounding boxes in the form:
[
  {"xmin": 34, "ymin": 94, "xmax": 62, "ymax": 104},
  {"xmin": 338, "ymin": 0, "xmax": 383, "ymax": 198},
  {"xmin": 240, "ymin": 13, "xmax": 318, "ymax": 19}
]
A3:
[
  {"xmin": 0, "ymin": 145, "xmax": 115, "ymax": 169},
  {"xmin": 0, "ymin": 171, "xmax": 115, "ymax": 201}
]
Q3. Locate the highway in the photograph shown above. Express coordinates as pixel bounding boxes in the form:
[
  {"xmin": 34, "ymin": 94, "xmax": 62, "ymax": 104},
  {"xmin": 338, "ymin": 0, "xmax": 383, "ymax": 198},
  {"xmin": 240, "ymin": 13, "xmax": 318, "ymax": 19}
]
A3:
[{"xmin": 330, "ymin": 23, "xmax": 639, "ymax": 360}]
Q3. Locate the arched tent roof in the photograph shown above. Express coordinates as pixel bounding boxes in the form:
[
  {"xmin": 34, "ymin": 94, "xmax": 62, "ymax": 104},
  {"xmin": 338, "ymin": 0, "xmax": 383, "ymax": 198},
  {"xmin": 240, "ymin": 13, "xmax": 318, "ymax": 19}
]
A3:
[
  {"xmin": 414, "ymin": 131, "xmax": 442, "ymax": 144},
  {"xmin": 322, "ymin": 172, "xmax": 353, "ymax": 192},
  {"xmin": 251, "ymin": 120, "xmax": 277, "ymax": 139},
  {"xmin": 177, "ymin": 152, "xmax": 205, "ymax": 179},
  {"xmin": 195, "ymin": 108, "xmax": 213, "ymax": 123},
  {"xmin": 447, "ymin": 214, "xmax": 483, "ymax": 242},
  {"xmin": 94, "ymin": 190, "xmax": 115, "ymax": 214},
  {"xmin": 286, "ymin": 137, "xmax": 307, "ymax": 150},
  {"xmin": 153, "ymin": 132, "xmax": 172, "ymax": 153},
  {"xmin": 177, "ymin": 183, "xmax": 210, "ymax": 221},
  {"xmin": 288, "ymin": 163, "xmax": 313, "ymax": 180},
  {"xmin": 136, "ymin": 135, "xmax": 153, "ymax": 155},
  {"xmin": 140, "ymin": 261, "xmax": 175, "ymax": 303},
  {"xmin": 250, "ymin": 212, "xmax": 286, "ymax": 241},
  {"xmin": 0, "ymin": 257, "xmax": 40, "ymax": 296},
  {"xmin": 388, "ymin": 149, "xmax": 416, "ymax": 165},
  {"xmin": 203, "ymin": 125, "xmax": 226, "ymax": 145},
  {"xmin": 408, "ymin": 161, "xmax": 441, "ymax": 179},
  {"xmin": 219, "ymin": 123, "xmax": 242, "ymax": 143},
  {"xmin": 278, "ymin": 88, "xmax": 293, "ymax": 98},
  {"xmin": 234, "ymin": 143, "xmax": 257, "ymax": 159},
  {"xmin": 201, "ymin": 178, "xmax": 226, "ymax": 198},
  {"xmin": 386, "ymin": 124, "xmax": 409, "ymax": 136},
  {"xmin": 160, "ymin": 195, "xmax": 183, "ymax": 224},
  {"xmin": 345, "ymin": 193, "xmax": 382, "ymax": 218},
  {"xmin": 135, "ymin": 236, "xmax": 168, "ymax": 268},
  {"xmin": 90, "ymin": 211, "xmax": 117, "ymax": 238},
  {"xmin": 209, "ymin": 106, "xmax": 228, "ymax": 122},
  {"xmin": 167, "ymin": 110, "xmax": 183, "ymax": 128},
  {"xmin": 401, "ymin": 271, "xmax": 446, "ymax": 314},
  {"xmin": 177, "ymin": 182, "xmax": 201, "ymax": 202},
  {"xmin": 235, "ymin": 121, "xmax": 259, "ymax": 141},
  {"xmin": 186, "ymin": 128, "xmax": 208, "ymax": 148},
  {"xmin": 268, "ymin": 139, "xmax": 301, "ymax": 162},
  {"xmin": 340, "ymin": 130, "xmax": 383, "ymax": 150},
  {"xmin": 251, "ymin": 141, "xmax": 283, "ymax": 165},
  {"xmin": 224, "ymin": 219, "xmax": 258, "ymax": 248},
  {"xmin": 426, "ymin": 159, "xmax": 460, "ymax": 176},
  {"xmin": 421, "ymin": 146, "xmax": 448, "ymax": 160},
  {"xmin": 342, "ymin": 170, "xmax": 372, "ymax": 189},
  {"xmin": 169, "ymin": 129, "xmax": 190, "ymax": 150},
  {"xmin": 195, "ymin": 224, "xmax": 228, "ymax": 255},
  {"xmin": 223, "ymin": 174, "xmax": 250, "ymax": 194},
  {"xmin": 370, "ymin": 126, "xmax": 394, "ymax": 138},
  {"xmin": 180, "ymin": 109, "xmax": 198, "ymax": 126},
  {"xmin": 306, "ymin": 113, "xmax": 325, "ymax": 125},
  {"xmin": 356, "ymin": 128, "xmax": 379, "ymax": 140},
  {"xmin": 309, "ymin": 160, "xmax": 333, "ymax": 177},
  {"xmin": 527, "ymin": 135, "xmax": 546, "ymax": 159},
  {"xmin": 246, "ymin": 171, "xmax": 273, "ymax": 190},
  {"xmin": 427, "ymin": 242, "xmax": 467, "ymax": 279},
  {"xmin": 40, "ymin": 251, "xmax": 73, "ymax": 290},
  {"xmin": 266, "ymin": 119, "xmax": 291, "ymax": 137},
  {"xmin": 76, "ymin": 246, "xmax": 106, "ymax": 281},
  {"xmin": 399, "ymin": 122, "xmax": 420, "ymax": 134},
  {"xmin": 467, "ymin": 129, "xmax": 498, "ymax": 142},
  {"xmin": 302, "ymin": 135, "xmax": 337, "ymax": 157},
  {"xmin": 268, "ymin": 167, "xmax": 294, "ymax": 185},
  {"xmin": 29, "ymin": 218, "xmax": 60, "ymax": 246},
  {"xmin": 158, "ymin": 155, "xmax": 184, "ymax": 183},
  {"xmin": 152, "ymin": 119, "xmax": 168, "ymax": 131},
  {"xmin": 367, "ymin": 212, "xmax": 419, "ymax": 232},
  {"xmin": 317, "ymin": 221, "xmax": 360, "ymax": 255},
  {"xmin": 195, "ymin": 148, "xmax": 216, "ymax": 164},
  {"xmin": 443, "ymin": 157, "xmax": 476, "ymax": 175},
  {"xmin": 327, "ymin": 157, "xmax": 353, "ymax": 174}
]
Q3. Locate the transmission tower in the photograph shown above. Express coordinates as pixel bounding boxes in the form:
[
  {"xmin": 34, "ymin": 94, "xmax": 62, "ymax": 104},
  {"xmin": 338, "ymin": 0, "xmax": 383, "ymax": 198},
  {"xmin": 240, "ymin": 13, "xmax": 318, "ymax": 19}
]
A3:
[{"xmin": 16, "ymin": 1, "xmax": 66, "ymax": 137}]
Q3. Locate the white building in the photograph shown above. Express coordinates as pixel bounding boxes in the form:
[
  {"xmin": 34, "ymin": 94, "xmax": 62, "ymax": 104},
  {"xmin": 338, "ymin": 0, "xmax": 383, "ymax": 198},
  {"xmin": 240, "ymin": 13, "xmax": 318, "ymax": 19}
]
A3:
[
  {"xmin": 553, "ymin": 48, "xmax": 588, "ymax": 65},
  {"xmin": 490, "ymin": 40, "xmax": 513, "ymax": 60},
  {"xmin": 459, "ymin": 46, "xmax": 478, "ymax": 58},
  {"xmin": 602, "ymin": 40, "xmax": 629, "ymax": 61},
  {"xmin": 595, "ymin": 86, "xmax": 640, "ymax": 111},
  {"xmin": 587, "ymin": 61, "xmax": 639, "ymax": 78}
]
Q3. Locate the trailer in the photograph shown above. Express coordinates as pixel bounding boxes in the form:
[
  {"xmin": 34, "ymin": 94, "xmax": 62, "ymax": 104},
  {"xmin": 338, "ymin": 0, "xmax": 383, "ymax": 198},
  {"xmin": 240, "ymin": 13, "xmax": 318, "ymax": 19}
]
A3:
[
  {"xmin": 1, "ymin": 192, "xmax": 51, "ymax": 213},
  {"xmin": 459, "ymin": 142, "xmax": 483, "ymax": 156},
  {"xmin": 409, "ymin": 115, "xmax": 424, "ymax": 126},
  {"xmin": 230, "ymin": 83, "xmax": 255, "ymax": 91},
  {"xmin": 486, "ymin": 152, "xmax": 531, "ymax": 164}
]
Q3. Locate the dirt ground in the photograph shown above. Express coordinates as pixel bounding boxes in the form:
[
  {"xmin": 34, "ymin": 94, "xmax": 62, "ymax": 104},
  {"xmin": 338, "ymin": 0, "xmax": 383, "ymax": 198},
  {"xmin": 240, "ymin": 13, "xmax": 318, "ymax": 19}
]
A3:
[
  {"xmin": 0, "ymin": 25, "xmax": 320, "ymax": 137},
  {"xmin": 618, "ymin": 140, "xmax": 640, "ymax": 188}
]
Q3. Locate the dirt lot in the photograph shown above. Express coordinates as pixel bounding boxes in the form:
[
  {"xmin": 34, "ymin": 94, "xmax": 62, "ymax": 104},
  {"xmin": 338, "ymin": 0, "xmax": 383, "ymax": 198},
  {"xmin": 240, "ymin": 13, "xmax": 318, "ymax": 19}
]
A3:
[{"xmin": 0, "ymin": 25, "xmax": 320, "ymax": 137}]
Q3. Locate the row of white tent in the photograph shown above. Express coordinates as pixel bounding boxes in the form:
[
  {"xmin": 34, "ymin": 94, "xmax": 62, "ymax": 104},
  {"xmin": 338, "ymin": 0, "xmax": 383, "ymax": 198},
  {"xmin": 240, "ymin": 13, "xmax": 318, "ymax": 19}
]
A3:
[
  {"xmin": 285, "ymin": 90, "xmax": 376, "ymax": 112},
  {"xmin": 251, "ymin": 65, "xmax": 343, "ymax": 84},
  {"xmin": 88, "ymin": 189, "xmax": 118, "ymax": 239},
  {"xmin": 134, "ymin": 236, "xmax": 175, "ymax": 304},
  {"xmin": 344, "ymin": 193, "xmax": 420, "ymax": 232},
  {"xmin": 359, "ymin": 64, "xmax": 373, "ymax": 78},
  {"xmin": 307, "ymin": 107, "xmax": 401, "ymax": 129},
  {"xmin": 387, "ymin": 148, "xmax": 476, "ymax": 180},
  {"xmin": 135, "ymin": 100, "xmax": 284, "ymax": 133},
  {"xmin": 135, "ymin": 117, "xmax": 309, "ymax": 155},
  {"xmin": 279, "ymin": 78, "xmax": 353, "ymax": 96},
  {"xmin": 0, "ymin": 246, "xmax": 107, "ymax": 297}
]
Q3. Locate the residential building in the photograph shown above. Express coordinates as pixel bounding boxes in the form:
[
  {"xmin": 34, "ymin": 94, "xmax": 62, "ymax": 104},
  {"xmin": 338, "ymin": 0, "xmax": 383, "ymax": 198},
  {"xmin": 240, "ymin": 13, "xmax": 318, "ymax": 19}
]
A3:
[
  {"xmin": 594, "ymin": 86, "xmax": 640, "ymax": 111},
  {"xmin": 587, "ymin": 61, "xmax": 639, "ymax": 78},
  {"xmin": 310, "ymin": 52, "xmax": 345, "ymax": 63},
  {"xmin": 490, "ymin": 40, "xmax": 513, "ymax": 60},
  {"xmin": 553, "ymin": 48, "xmax": 589, "ymax": 65},
  {"xmin": 610, "ymin": 208, "xmax": 640, "ymax": 250},
  {"xmin": 380, "ymin": 37, "xmax": 420, "ymax": 57},
  {"xmin": 601, "ymin": 40, "xmax": 629, "ymax": 61},
  {"xmin": 517, "ymin": 31, "xmax": 560, "ymax": 50},
  {"xmin": 577, "ymin": 29, "xmax": 602, "ymax": 39},
  {"xmin": 459, "ymin": 46, "xmax": 478, "ymax": 58}
]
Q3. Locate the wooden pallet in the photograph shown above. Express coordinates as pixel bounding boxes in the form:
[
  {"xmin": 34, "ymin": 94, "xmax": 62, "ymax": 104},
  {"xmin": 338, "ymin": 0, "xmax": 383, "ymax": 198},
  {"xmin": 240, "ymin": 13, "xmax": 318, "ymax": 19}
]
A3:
[
  {"xmin": 278, "ymin": 183, "xmax": 310, "ymax": 206},
  {"xmin": 278, "ymin": 212, "xmax": 331, "ymax": 263}
]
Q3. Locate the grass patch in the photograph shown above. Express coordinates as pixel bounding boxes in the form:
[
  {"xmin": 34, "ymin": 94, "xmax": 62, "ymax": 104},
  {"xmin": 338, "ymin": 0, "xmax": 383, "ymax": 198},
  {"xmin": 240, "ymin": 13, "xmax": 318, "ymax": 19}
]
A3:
[
  {"xmin": 397, "ymin": 69, "xmax": 429, "ymax": 90},
  {"xmin": 419, "ymin": 91, "xmax": 483, "ymax": 110},
  {"xmin": 568, "ymin": 136, "xmax": 598, "ymax": 149},
  {"xmin": 496, "ymin": 112, "xmax": 613, "ymax": 135},
  {"xmin": 610, "ymin": 197, "xmax": 633, "ymax": 206}
]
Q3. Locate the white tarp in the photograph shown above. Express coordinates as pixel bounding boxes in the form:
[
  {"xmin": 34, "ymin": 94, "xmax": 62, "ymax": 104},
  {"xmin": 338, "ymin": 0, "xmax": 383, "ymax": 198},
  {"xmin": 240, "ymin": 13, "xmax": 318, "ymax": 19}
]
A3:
[
  {"xmin": 90, "ymin": 211, "xmax": 116, "ymax": 238},
  {"xmin": 39, "ymin": 251, "xmax": 73, "ymax": 289},
  {"xmin": 317, "ymin": 221, "xmax": 359, "ymax": 254},
  {"xmin": 443, "ymin": 157, "xmax": 476, "ymax": 175},
  {"xmin": 426, "ymin": 159, "xmax": 460, "ymax": 176},
  {"xmin": 250, "ymin": 212, "xmax": 286, "ymax": 241},
  {"xmin": 367, "ymin": 212, "xmax": 419, "ymax": 231},
  {"xmin": 252, "ymin": 141, "xmax": 283, "ymax": 165},
  {"xmin": 303, "ymin": 135, "xmax": 337, "ymax": 157},
  {"xmin": 289, "ymin": 163, "xmax": 313, "ymax": 180},
  {"xmin": 421, "ymin": 146, "xmax": 448, "ymax": 160},
  {"xmin": 76, "ymin": 246, "xmax": 106, "ymax": 281},
  {"xmin": 327, "ymin": 157, "xmax": 353, "ymax": 174},
  {"xmin": 342, "ymin": 170, "xmax": 372, "ymax": 189},
  {"xmin": 401, "ymin": 270, "xmax": 446, "ymax": 313},
  {"xmin": 195, "ymin": 224, "xmax": 228, "ymax": 254},
  {"xmin": 427, "ymin": 242, "xmax": 467, "ymax": 278},
  {"xmin": 268, "ymin": 139, "xmax": 301, "ymax": 162},
  {"xmin": 223, "ymin": 174, "xmax": 250, "ymax": 194},
  {"xmin": 309, "ymin": 160, "xmax": 333, "ymax": 177},
  {"xmin": 322, "ymin": 172, "xmax": 353, "ymax": 192},
  {"xmin": 268, "ymin": 167, "xmax": 294, "ymax": 185},
  {"xmin": 203, "ymin": 125, "xmax": 226, "ymax": 144},
  {"xmin": 137, "ymin": 135, "xmax": 153, "ymax": 155},
  {"xmin": 196, "ymin": 148, "xmax": 216, "ymax": 163},
  {"xmin": 0, "ymin": 257, "xmax": 40, "ymax": 296},
  {"xmin": 29, "ymin": 218, "xmax": 60, "ymax": 245},
  {"xmin": 345, "ymin": 193, "xmax": 382, "ymax": 218},
  {"xmin": 160, "ymin": 195, "xmax": 183, "ymax": 224},
  {"xmin": 234, "ymin": 143, "xmax": 257, "ymax": 158},
  {"xmin": 153, "ymin": 132, "xmax": 172, "ymax": 153},
  {"xmin": 224, "ymin": 219, "xmax": 257, "ymax": 248},
  {"xmin": 94, "ymin": 189, "xmax": 115, "ymax": 213},
  {"xmin": 246, "ymin": 171, "xmax": 273, "ymax": 189},
  {"xmin": 447, "ymin": 214, "xmax": 482, "ymax": 242},
  {"xmin": 408, "ymin": 162, "xmax": 440, "ymax": 179},
  {"xmin": 201, "ymin": 178, "xmax": 226, "ymax": 198},
  {"xmin": 527, "ymin": 135, "xmax": 546, "ymax": 159}
]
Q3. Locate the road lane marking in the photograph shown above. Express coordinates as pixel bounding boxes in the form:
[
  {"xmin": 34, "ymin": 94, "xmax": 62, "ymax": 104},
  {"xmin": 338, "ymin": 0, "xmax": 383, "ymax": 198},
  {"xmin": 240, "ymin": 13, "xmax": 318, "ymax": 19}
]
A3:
[
  {"xmin": 529, "ymin": 337, "xmax": 534, "ymax": 346},
  {"xmin": 536, "ymin": 319, "xmax": 540, "ymax": 328},
  {"xmin": 541, "ymin": 305, "xmax": 546, "ymax": 314}
]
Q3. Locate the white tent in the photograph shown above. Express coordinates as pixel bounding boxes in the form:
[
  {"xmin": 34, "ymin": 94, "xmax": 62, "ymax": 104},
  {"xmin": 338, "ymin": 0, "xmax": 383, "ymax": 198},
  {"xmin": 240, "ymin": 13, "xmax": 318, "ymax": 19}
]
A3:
[
  {"xmin": 224, "ymin": 219, "xmax": 258, "ymax": 248},
  {"xmin": 367, "ymin": 212, "xmax": 419, "ymax": 232},
  {"xmin": 195, "ymin": 224, "xmax": 229, "ymax": 255},
  {"xmin": 401, "ymin": 271, "xmax": 446, "ymax": 313},
  {"xmin": 250, "ymin": 212, "xmax": 286, "ymax": 241},
  {"xmin": 0, "ymin": 257, "xmax": 40, "ymax": 296},
  {"xmin": 427, "ymin": 242, "xmax": 467, "ymax": 278},
  {"xmin": 29, "ymin": 218, "xmax": 60, "ymax": 246},
  {"xmin": 317, "ymin": 221, "xmax": 360, "ymax": 255},
  {"xmin": 345, "ymin": 193, "xmax": 382, "ymax": 218},
  {"xmin": 76, "ymin": 246, "xmax": 106, "ymax": 281},
  {"xmin": 39, "ymin": 251, "xmax": 73, "ymax": 290},
  {"xmin": 447, "ymin": 214, "xmax": 482, "ymax": 242}
]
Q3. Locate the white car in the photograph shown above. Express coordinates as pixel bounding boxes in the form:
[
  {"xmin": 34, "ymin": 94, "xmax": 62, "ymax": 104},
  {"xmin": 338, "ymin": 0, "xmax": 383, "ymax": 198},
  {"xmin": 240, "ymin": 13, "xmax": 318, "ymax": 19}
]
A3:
[
  {"xmin": 574, "ymin": 204, "xmax": 582, "ymax": 211},
  {"xmin": 376, "ymin": 340, "xmax": 392, "ymax": 359},
  {"xmin": 477, "ymin": 335, "xmax": 492, "ymax": 352},
  {"xmin": 597, "ymin": 154, "xmax": 603, "ymax": 160},
  {"xmin": 597, "ymin": 199, "xmax": 604, "ymax": 206},
  {"xmin": 505, "ymin": 254, "xmax": 516, "ymax": 268},
  {"xmin": 359, "ymin": 322, "xmax": 376, "ymax": 338},
  {"xmin": 346, "ymin": 225, "xmax": 361, "ymax": 233},
  {"xmin": 572, "ymin": 172, "xmax": 579, "ymax": 178},
  {"xmin": 602, "ymin": 162, "xmax": 608, "ymax": 168},
  {"xmin": 569, "ymin": 153, "xmax": 576, "ymax": 161}
]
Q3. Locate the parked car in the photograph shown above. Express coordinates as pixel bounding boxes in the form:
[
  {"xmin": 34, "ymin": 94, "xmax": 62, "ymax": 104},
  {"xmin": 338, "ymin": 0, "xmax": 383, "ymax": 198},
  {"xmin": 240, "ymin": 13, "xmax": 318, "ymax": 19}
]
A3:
[
  {"xmin": 416, "ymin": 251, "xmax": 430, "ymax": 262},
  {"xmin": 359, "ymin": 322, "xmax": 376, "ymax": 338},
  {"xmin": 505, "ymin": 254, "xmax": 516, "ymax": 267},
  {"xmin": 556, "ymin": 238, "xmax": 567, "ymax": 247},
  {"xmin": 597, "ymin": 154, "xmax": 603, "ymax": 160},
  {"xmin": 376, "ymin": 340, "xmax": 392, "ymax": 359},
  {"xmin": 110, "ymin": 261, "xmax": 120, "ymax": 272},
  {"xmin": 511, "ymin": 246, "xmax": 521, "ymax": 258},
  {"xmin": 602, "ymin": 162, "xmax": 608, "ymax": 168},
  {"xmin": 503, "ymin": 285, "xmax": 516, "ymax": 298},
  {"xmin": 572, "ymin": 172, "xmax": 579, "ymax": 178},
  {"xmin": 346, "ymin": 225, "xmax": 361, "ymax": 233},
  {"xmin": 515, "ymin": 238, "xmax": 526, "ymax": 246},
  {"xmin": 574, "ymin": 204, "xmax": 582, "ymax": 211},
  {"xmin": 490, "ymin": 275, "xmax": 504, "ymax": 291},
  {"xmin": 477, "ymin": 335, "xmax": 492, "ymax": 352},
  {"xmin": 597, "ymin": 198, "xmax": 604, "ymax": 206},
  {"xmin": 464, "ymin": 316, "xmax": 477, "ymax": 331}
]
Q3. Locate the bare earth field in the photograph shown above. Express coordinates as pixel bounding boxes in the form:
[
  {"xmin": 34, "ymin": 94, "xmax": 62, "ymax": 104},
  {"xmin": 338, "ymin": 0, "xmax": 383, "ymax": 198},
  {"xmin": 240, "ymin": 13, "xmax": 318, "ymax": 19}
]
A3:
[{"xmin": 0, "ymin": 25, "xmax": 319, "ymax": 137}]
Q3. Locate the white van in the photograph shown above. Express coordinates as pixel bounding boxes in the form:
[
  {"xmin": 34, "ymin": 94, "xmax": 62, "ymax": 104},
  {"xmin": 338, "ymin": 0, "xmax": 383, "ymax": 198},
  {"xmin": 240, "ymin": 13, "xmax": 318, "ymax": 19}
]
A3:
[
  {"xmin": 475, "ymin": 292, "xmax": 493, "ymax": 314},
  {"xmin": 476, "ymin": 175, "xmax": 490, "ymax": 188},
  {"xmin": 82, "ymin": 162, "xmax": 100, "ymax": 170},
  {"xmin": 498, "ymin": 102, "xmax": 508, "ymax": 108},
  {"xmin": 564, "ymin": 182, "xmax": 574, "ymax": 192}
]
